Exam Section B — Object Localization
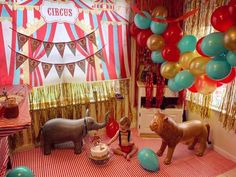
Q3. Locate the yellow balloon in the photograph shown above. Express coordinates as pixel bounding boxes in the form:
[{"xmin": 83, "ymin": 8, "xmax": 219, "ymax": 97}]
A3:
[
  {"xmin": 224, "ymin": 25, "xmax": 236, "ymax": 51},
  {"xmin": 147, "ymin": 34, "xmax": 165, "ymax": 51},
  {"xmin": 179, "ymin": 52, "xmax": 198, "ymax": 69},
  {"xmin": 160, "ymin": 62, "xmax": 181, "ymax": 79},
  {"xmin": 189, "ymin": 57, "xmax": 211, "ymax": 76},
  {"xmin": 151, "ymin": 6, "xmax": 168, "ymax": 18}
]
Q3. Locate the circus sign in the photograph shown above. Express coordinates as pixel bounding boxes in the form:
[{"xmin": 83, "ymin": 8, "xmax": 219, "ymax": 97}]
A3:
[{"xmin": 40, "ymin": 1, "xmax": 78, "ymax": 24}]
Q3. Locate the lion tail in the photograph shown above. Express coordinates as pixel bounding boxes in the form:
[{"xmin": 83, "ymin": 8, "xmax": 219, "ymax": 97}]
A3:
[{"xmin": 205, "ymin": 124, "xmax": 212, "ymax": 144}]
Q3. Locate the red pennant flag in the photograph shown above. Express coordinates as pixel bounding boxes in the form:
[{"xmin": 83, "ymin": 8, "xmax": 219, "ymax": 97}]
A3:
[
  {"xmin": 30, "ymin": 38, "xmax": 41, "ymax": 53},
  {"xmin": 77, "ymin": 37, "xmax": 87, "ymax": 53},
  {"xmin": 67, "ymin": 41, "xmax": 76, "ymax": 56},
  {"xmin": 66, "ymin": 63, "xmax": 75, "ymax": 76},
  {"xmin": 76, "ymin": 60, "xmax": 86, "ymax": 73},
  {"xmin": 43, "ymin": 42, "xmax": 54, "ymax": 57},
  {"xmin": 17, "ymin": 33, "xmax": 29, "ymax": 50},
  {"xmin": 41, "ymin": 62, "xmax": 53, "ymax": 78},
  {"xmin": 87, "ymin": 31, "xmax": 97, "ymax": 46},
  {"xmin": 55, "ymin": 43, "xmax": 66, "ymax": 58},
  {"xmin": 95, "ymin": 49, "xmax": 104, "ymax": 61},
  {"xmin": 87, "ymin": 55, "xmax": 95, "ymax": 67},
  {"xmin": 54, "ymin": 64, "xmax": 65, "ymax": 78},
  {"xmin": 16, "ymin": 53, "xmax": 28, "ymax": 69},
  {"xmin": 28, "ymin": 59, "xmax": 40, "ymax": 73}
]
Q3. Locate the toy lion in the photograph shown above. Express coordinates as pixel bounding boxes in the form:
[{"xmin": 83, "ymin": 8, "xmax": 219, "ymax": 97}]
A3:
[{"xmin": 149, "ymin": 111, "xmax": 210, "ymax": 165}]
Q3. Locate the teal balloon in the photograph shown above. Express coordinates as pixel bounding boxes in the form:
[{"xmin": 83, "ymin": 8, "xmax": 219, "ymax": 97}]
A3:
[
  {"xmin": 201, "ymin": 32, "xmax": 227, "ymax": 57},
  {"xmin": 206, "ymin": 56, "xmax": 232, "ymax": 80},
  {"xmin": 7, "ymin": 166, "xmax": 34, "ymax": 177},
  {"xmin": 150, "ymin": 16, "xmax": 168, "ymax": 34},
  {"xmin": 138, "ymin": 148, "xmax": 159, "ymax": 172},
  {"xmin": 177, "ymin": 35, "xmax": 197, "ymax": 53},
  {"xmin": 151, "ymin": 51, "xmax": 165, "ymax": 63},
  {"xmin": 174, "ymin": 70, "xmax": 195, "ymax": 89},
  {"xmin": 168, "ymin": 78, "xmax": 183, "ymax": 92},
  {"xmin": 226, "ymin": 51, "xmax": 236, "ymax": 66},
  {"xmin": 134, "ymin": 11, "xmax": 151, "ymax": 29}
]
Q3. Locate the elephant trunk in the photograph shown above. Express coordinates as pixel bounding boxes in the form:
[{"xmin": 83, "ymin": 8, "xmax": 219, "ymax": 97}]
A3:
[{"xmin": 93, "ymin": 111, "xmax": 110, "ymax": 130}]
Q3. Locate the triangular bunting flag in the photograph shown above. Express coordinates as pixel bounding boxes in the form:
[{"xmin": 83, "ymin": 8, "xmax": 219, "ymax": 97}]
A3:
[
  {"xmin": 16, "ymin": 53, "xmax": 28, "ymax": 69},
  {"xmin": 77, "ymin": 37, "xmax": 87, "ymax": 53},
  {"xmin": 95, "ymin": 49, "xmax": 104, "ymax": 61},
  {"xmin": 30, "ymin": 38, "xmax": 41, "ymax": 53},
  {"xmin": 28, "ymin": 59, "xmax": 40, "ymax": 73},
  {"xmin": 87, "ymin": 31, "xmax": 97, "ymax": 46},
  {"xmin": 54, "ymin": 64, "xmax": 65, "ymax": 78},
  {"xmin": 55, "ymin": 43, "xmax": 66, "ymax": 58},
  {"xmin": 66, "ymin": 63, "xmax": 75, "ymax": 77},
  {"xmin": 76, "ymin": 60, "xmax": 86, "ymax": 73},
  {"xmin": 41, "ymin": 62, "xmax": 53, "ymax": 78},
  {"xmin": 67, "ymin": 41, "xmax": 76, "ymax": 56},
  {"xmin": 87, "ymin": 55, "xmax": 95, "ymax": 67},
  {"xmin": 17, "ymin": 33, "xmax": 29, "ymax": 50},
  {"xmin": 43, "ymin": 42, "xmax": 54, "ymax": 57}
]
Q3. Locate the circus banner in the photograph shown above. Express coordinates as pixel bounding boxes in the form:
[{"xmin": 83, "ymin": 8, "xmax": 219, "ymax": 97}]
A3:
[{"xmin": 0, "ymin": 0, "xmax": 131, "ymax": 87}]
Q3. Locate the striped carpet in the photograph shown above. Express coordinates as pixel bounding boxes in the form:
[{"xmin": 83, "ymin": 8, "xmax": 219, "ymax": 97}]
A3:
[{"xmin": 11, "ymin": 130, "xmax": 236, "ymax": 177}]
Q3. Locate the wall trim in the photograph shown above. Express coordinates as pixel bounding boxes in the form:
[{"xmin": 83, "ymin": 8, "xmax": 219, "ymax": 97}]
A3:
[{"xmin": 213, "ymin": 145, "xmax": 236, "ymax": 162}]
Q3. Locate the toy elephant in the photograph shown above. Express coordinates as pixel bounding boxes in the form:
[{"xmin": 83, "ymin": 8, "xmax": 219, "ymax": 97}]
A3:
[
  {"xmin": 38, "ymin": 111, "xmax": 110, "ymax": 155},
  {"xmin": 149, "ymin": 111, "xmax": 210, "ymax": 165}
]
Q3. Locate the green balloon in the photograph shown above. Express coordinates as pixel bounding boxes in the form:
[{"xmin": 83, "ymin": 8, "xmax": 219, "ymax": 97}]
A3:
[
  {"xmin": 7, "ymin": 166, "xmax": 34, "ymax": 177},
  {"xmin": 138, "ymin": 148, "xmax": 159, "ymax": 172}
]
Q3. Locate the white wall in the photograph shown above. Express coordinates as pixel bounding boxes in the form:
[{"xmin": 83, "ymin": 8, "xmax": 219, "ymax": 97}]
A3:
[{"xmin": 187, "ymin": 108, "xmax": 236, "ymax": 162}]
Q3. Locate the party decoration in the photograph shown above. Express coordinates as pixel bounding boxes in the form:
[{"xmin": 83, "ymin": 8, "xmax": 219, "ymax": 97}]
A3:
[
  {"xmin": 6, "ymin": 166, "xmax": 34, "ymax": 177},
  {"xmin": 151, "ymin": 51, "xmax": 165, "ymax": 63},
  {"xmin": 224, "ymin": 25, "xmax": 236, "ymax": 51},
  {"xmin": 138, "ymin": 148, "xmax": 159, "ymax": 171},
  {"xmin": 201, "ymin": 32, "xmax": 227, "ymax": 56},
  {"xmin": 179, "ymin": 52, "xmax": 197, "ymax": 69},
  {"xmin": 147, "ymin": 34, "xmax": 165, "ymax": 51},
  {"xmin": 218, "ymin": 68, "xmax": 236, "ymax": 84},
  {"xmin": 211, "ymin": 5, "xmax": 234, "ymax": 32},
  {"xmin": 162, "ymin": 22, "xmax": 183, "ymax": 44},
  {"xmin": 206, "ymin": 56, "xmax": 232, "ymax": 80},
  {"xmin": 160, "ymin": 62, "xmax": 181, "ymax": 79},
  {"xmin": 150, "ymin": 16, "xmax": 167, "ymax": 35},
  {"xmin": 178, "ymin": 35, "xmax": 197, "ymax": 53},
  {"xmin": 136, "ymin": 29, "xmax": 153, "ymax": 47},
  {"xmin": 228, "ymin": 0, "xmax": 236, "ymax": 21},
  {"xmin": 151, "ymin": 6, "xmax": 168, "ymax": 18},
  {"xmin": 162, "ymin": 45, "xmax": 180, "ymax": 62},
  {"xmin": 226, "ymin": 51, "xmax": 236, "ymax": 66},
  {"xmin": 188, "ymin": 84, "xmax": 198, "ymax": 93},
  {"xmin": 196, "ymin": 37, "xmax": 208, "ymax": 57},
  {"xmin": 174, "ymin": 70, "xmax": 195, "ymax": 89},
  {"xmin": 167, "ymin": 78, "xmax": 182, "ymax": 92},
  {"xmin": 189, "ymin": 56, "xmax": 211, "ymax": 76},
  {"xmin": 195, "ymin": 75, "xmax": 217, "ymax": 95},
  {"xmin": 134, "ymin": 11, "xmax": 151, "ymax": 29},
  {"xmin": 130, "ymin": 22, "xmax": 141, "ymax": 37},
  {"xmin": 106, "ymin": 115, "xmax": 119, "ymax": 138}
]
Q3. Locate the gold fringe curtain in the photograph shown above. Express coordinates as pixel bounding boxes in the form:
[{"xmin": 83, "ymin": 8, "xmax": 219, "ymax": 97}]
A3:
[{"xmin": 10, "ymin": 79, "xmax": 132, "ymax": 150}]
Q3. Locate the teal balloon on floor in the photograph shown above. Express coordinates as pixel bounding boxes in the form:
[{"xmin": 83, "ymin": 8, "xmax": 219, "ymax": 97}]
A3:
[
  {"xmin": 7, "ymin": 166, "xmax": 34, "ymax": 177},
  {"xmin": 138, "ymin": 148, "xmax": 159, "ymax": 172}
]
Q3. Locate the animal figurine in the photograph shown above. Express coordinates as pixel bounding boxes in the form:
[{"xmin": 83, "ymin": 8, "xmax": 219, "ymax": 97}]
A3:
[
  {"xmin": 149, "ymin": 111, "xmax": 210, "ymax": 165},
  {"xmin": 38, "ymin": 111, "xmax": 110, "ymax": 155}
]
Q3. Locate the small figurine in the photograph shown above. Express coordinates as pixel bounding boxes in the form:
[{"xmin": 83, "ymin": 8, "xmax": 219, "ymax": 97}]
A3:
[{"xmin": 107, "ymin": 116, "xmax": 138, "ymax": 161}]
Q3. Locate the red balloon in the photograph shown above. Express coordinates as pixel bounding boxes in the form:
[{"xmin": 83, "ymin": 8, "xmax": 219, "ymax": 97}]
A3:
[
  {"xmin": 163, "ymin": 22, "xmax": 183, "ymax": 44},
  {"xmin": 218, "ymin": 68, "xmax": 236, "ymax": 84},
  {"xmin": 188, "ymin": 84, "xmax": 198, "ymax": 93},
  {"xmin": 106, "ymin": 116, "xmax": 119, "ymax": 138},
  {"xmin": 136, "ymin": 29, "xmax": 153, "ymax": 47},
  {"xmin": 228, "ymin": 3, "xmax": 236, "ymax": 23},
  {"xmin": 130, "ymin": 22, "xmax": 141, "ymax": 37},
  {"xmin": 216, "ymin": 82, "xmax": 223, "ymax": 87},
  {"xmin": 211, "ymin": 5, "xmax": 234, "ymax": 32},
  {"xmin": 161, "ymin": 45, "xmax": 180, "ymax": 62},
  {"xmin": 229, "ymin": 0, "xmax": 236, "ymax": 5},
  {"xmin": 196, "ymin": 37, "xmax": 209, "ymax": 57}
]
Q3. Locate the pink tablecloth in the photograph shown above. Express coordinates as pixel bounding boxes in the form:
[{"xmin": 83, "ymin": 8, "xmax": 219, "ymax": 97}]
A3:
[{"xmin": 0, "ymin": 137, "xmax": 9, "ymax": 177}]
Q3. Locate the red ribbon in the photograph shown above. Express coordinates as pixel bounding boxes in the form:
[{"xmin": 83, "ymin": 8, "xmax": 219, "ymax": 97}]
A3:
[{"xmin": 131, "ymin": 5, "xmax": 199, "ymax": 23}]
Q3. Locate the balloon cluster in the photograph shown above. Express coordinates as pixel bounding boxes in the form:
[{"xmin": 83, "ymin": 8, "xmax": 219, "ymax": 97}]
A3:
[{"xmin": 131, "ymin": 1, "xmax": 236, "ymax": 95}]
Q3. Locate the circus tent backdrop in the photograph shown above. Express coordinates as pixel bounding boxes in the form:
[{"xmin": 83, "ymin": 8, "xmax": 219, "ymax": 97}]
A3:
[{"xmin": 0, "ymin": 0, "xmax": 131, "ymax": 87}]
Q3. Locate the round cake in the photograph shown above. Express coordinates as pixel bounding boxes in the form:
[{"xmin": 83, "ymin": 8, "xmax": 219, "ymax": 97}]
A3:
[{"xmin": 90, "ymin": 143, "xmax": 109, "ymax": 159}]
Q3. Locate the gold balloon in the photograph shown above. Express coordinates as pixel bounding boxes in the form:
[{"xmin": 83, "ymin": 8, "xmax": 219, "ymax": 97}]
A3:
[
  {"xmin": 189, "ymin": 57, "xmax": 210, "ymax": 76},
  {"xmin": 224, "ymin": 25, "xmax": 236, "ymax": 51},
  {"xmin": 179, "ymin": 52, "xmax": 198, "ymax": 69},
  {"xmin": 160, "ymin": 62, "xmax": 181, "ymax": 79},
  {"xmin": 151, "ymin": 6, "xmax": 168, "ymax": 18},
  {"xmin": 195, "ymin": 75, "xmax": 217, "ymax": 95},
  {"xmin": 147, "ymin": 34, "xmax": 165, "ymax": 51}
]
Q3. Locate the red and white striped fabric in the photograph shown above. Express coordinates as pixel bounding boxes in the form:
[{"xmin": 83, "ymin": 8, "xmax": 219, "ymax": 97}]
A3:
[{"xmin": 0, "ymin": 137, "xmax": 9, "ymax": 177}]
